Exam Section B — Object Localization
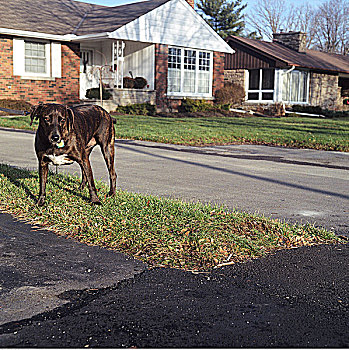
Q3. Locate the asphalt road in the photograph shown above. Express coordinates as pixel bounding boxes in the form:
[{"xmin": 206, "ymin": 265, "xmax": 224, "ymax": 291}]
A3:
[{"xmin": 0, "ymin": 127, "xmax": 348, "ymax": 347}]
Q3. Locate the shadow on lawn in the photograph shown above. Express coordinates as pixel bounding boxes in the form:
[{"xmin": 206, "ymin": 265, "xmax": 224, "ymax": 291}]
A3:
[{"xmin": 0, "ymin": 164, "xmax": 90, "ymax": 204}]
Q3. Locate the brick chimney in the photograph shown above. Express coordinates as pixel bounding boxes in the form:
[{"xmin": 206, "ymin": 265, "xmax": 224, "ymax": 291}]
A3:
[
  {"xmin": 273, "ymin": 31, "xmax": 307, "ymax": 52},
  {"xmin": 186, "ymin": 0, "xmax": 195, "ymax": 8}
]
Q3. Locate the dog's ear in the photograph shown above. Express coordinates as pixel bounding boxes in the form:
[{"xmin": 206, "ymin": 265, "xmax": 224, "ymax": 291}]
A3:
[
  {"xmin": 29, "ymin": 103, "xmax": 44, "ymax": 126},
  {"xmin": 66, "ymin": 107, "xmax": 75, "ymax": 132}
]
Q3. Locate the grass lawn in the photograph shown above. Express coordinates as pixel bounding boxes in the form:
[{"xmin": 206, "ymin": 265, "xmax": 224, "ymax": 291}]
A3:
[
  {"xmin": 112, "ymin": 114, "xmax": 349, "ymax": 151},
  {"xmin": 0, "ymin": 164, "xmax": 342, "ymax": 271},
  {"xmin": 1, "ymin": 113, "xmax": 348, "ymax": 152}
]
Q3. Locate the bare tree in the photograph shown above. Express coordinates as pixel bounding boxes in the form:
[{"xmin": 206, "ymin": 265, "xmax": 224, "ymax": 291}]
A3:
[
  {"xmin": 286, "ymin": 4, "xmax": 318, "ymax": 48},
  {"xmin": 312, "ymin": 0, "xmax": 348, "ymax": 54},
  {"xmin": 247, "ymin": 0, "xmax": 348, "ymax": 54},
  {"xmin": 247, "ymin": 0, "xmax": 288, "ymax": 40}
]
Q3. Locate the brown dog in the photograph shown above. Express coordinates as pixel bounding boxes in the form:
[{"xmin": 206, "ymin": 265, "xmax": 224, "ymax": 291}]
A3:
[{"xmin": 30, "ymin": 103, "xmax": 117, "ymax": 206}]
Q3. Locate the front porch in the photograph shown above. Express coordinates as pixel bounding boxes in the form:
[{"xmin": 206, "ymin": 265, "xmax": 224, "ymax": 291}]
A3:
[
  {"xmin": 78, "ymin": 38, "xmax": 156, "ymax": 111},
  {"xmin": 80, "ymin": 88, "xmax": 156, "ymax": 112}
]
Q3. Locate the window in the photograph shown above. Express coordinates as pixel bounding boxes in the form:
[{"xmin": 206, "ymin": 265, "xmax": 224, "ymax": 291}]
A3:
[
  {"xmin": 25, "ymin": 42, "xmax": 46, "ymax": 74},
  {"xmin": 247, "ymin": 69, "xmax": 275, "ymax": 101},
  {"xmin": 13, "ymin": 39, "xmax": 61, "ymax": 79},
  {"xmin": 282, "ymin": 70, "xmax": 308, "ymax": 103},
  {"xmin": 168, "ymin": 47, "xmax": 212, "ymax": 96}
]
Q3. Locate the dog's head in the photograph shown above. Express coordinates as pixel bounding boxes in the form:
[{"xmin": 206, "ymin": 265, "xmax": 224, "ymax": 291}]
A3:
[{"xmin": 30, "ymin": 103, "xmax": 74, "ymax": 146}]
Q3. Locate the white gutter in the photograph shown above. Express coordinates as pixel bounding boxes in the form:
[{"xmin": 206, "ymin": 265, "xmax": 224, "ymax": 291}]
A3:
[
  {"xmin": 282, "ymin": 65, "xmax": 296, "ymax": 75},
  {"xmin": 70, "ymin": 32, "xmax": 111, "ymax": 42},
  {"xmin": 0, "ymin": 27, "xmax": 73, "ymax": 41}
]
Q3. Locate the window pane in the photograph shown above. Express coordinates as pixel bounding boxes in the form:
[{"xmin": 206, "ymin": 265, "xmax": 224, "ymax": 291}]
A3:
[
  {"xmin": 290, "ymin": 72, "xmax": 299, "ymax": 102},
  {"xmin": 168, "ymin": 69, "xmax": 181, "ymax": 92},
  {"xmin": 184, "ymin": 50, "xmax": 196, "ymax": 70},
  {"xmin": 262, "ymin": 69, "xmax": 274, "ymax": 89},
  {"xmin": 262, "ymin": 92, "xmax": 273, "ymax": 100},
  {"xmin": 183, "ymin": 71, "xmax": 196, "ymax": 93},
  {"xmin": 248, "ymin": 92, "xmax": 259, "ymax": 100},
  {"xmin": 199, "ymin": 51, "xmax": 210, "ymax": 71},
  {"xmin": 198, "ymin": 71, "xmax": 210, "ymax": 93},
  {"xmin": 168, "ymin": 48, "xmax": 181, "ymax": 69},
  {"xmin": 248, "ymin": 70, "xmax": 259, "ymax": 90},
  {"xmin": 25, "ymin": 41, "xmax": 46, "ymax": 73},
  {"xmin": 282, "ymin": 72, "xmax": 290, "ymax": 101}
]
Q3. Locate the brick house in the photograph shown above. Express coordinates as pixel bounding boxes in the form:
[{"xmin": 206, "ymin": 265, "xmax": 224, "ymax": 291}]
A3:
[
  {"xmin": 0, "ymin": 0, "xmax": 233, "ymax": 112},
  {"xmin": 225, "ymin": 32, "xmax": 349, "ymax": 110}
]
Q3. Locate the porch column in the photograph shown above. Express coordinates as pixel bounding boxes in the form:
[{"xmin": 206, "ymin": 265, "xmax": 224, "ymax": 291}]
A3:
[{"xmin": 112, "ymin": 41, "xmax": 125, "ymax": 89}]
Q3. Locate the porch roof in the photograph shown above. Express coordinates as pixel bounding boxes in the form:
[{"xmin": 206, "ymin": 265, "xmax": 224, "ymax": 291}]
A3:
[
  {"xmin": 1, "ymin": 0, "xmax": 233, "ymax": 53},
  {"xmin": 1, "ymin": 0, "xmax": 170, "ymax": 36}
]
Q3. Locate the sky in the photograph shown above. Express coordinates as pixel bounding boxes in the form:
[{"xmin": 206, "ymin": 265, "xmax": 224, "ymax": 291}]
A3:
[{"xmin": 76, "ymin": 0, "xmax": 327, "ymax": 8}]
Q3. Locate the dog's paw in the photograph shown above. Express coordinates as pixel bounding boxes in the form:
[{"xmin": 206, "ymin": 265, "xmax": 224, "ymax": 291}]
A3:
[
  {"xmin": 91, "ymin": 199, "xmax": 102, "ymax": 205},
  {"xmin": 37, "ymin": 197, "xmax": 46, "ymax": 206}
]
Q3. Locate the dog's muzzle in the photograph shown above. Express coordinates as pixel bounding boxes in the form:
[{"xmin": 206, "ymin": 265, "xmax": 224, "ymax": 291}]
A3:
[{"xmin": 51, "ymin": 134, "xmax": 60, "ymax": 143}]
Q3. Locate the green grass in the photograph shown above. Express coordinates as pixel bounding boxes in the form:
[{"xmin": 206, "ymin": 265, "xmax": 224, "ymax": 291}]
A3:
[
  {"xmin": 0, "ymin": 164, "xmax": 341, "ymax": 271},
  {"xmin": 1, "ymin": 113, "xmax": 347, "ymax": 152},
  {"xmin": 0, "ymin": 115, "xmax": 38, "ymax": 131},
  {"xmin": 112, "ymin": 114, "xmax": 349, "ymax": 152}
]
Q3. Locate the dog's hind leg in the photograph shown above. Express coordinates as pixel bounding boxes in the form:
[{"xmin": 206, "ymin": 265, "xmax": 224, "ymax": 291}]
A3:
[
  {"xmin": 100, "ymin": 138, "xmax": 117, "ymax": 197},
  {"xmin": 37, "ymin": 160, "xmax": 49, "ymax": 206}
]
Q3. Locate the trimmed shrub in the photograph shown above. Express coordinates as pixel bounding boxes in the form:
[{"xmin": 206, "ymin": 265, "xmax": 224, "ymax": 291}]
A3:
[
  {"xmin": 215, "ymin": 82, "xmax": 245, "ymax": 106},
  {"xmin": 85, "ymin": 87, "xmax": 111, "ymax": 100},
  {"xmin": 0, "ymin": 99, "xmax": 32, "ymax": 114},
  {"xmin": 134, "ymin": 77, "xmax": 148, "ymax": 89},
  {"xmin": 178, "ymin": 99, "xmax": 212, "ymax": 113},
  {"xmin": 291, "ymin": 104, "xmax": 349, "ymax": 118},
  {"xmin": 116, "ymin": 103, "xmax": 156, "ymax": 116}
]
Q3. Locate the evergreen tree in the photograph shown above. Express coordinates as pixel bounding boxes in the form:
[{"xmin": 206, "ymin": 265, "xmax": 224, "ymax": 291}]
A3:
[{"xmin": 196, "ymin": 0, "xmax": 247, "ymax": 38}]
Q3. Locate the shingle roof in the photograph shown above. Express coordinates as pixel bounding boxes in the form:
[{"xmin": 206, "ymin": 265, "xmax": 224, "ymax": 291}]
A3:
[
  {"xmin": 227, "ymin": 36, "xmax": 349, "ymax": 74},
  {"xmin": 0, "ymin": 0, "xmax": 170, "ymax": 36}
]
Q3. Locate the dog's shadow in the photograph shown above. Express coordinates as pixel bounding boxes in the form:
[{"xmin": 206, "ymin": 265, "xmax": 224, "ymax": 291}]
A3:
[
  {"xmin": 0, "ymin": 165, "xmax": 90, "ymax": 204},
  {"xmin": 48, "ymin": 170, "xmax": 90, "ymax": 202}
]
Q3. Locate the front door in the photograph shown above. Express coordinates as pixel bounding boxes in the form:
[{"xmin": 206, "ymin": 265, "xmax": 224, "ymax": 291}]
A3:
[{"xmin": 80, "ymin": 49, "xmax": 98, "ymax": 99}]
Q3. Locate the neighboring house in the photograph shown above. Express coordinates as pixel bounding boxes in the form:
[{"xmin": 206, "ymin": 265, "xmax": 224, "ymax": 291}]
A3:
[
  {"xmin": 225, "ymin": 32, "xmax": 349, "ymax": 110},
  {"xmin": 0, "ymin": 0, "xmax": 234, "ymax": 112}
]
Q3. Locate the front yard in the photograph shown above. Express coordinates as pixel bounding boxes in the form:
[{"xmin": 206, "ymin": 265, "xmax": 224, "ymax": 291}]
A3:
[{"xmin": 1, "ymin": 113, "xmax": 348, "ymax": 152}]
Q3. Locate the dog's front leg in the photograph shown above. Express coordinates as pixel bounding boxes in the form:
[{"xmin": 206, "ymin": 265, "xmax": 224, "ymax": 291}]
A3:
[
  {"xmin": 37, "ymin": 160, "xmax": 49, "ymax": 206},
  {"xmin": 78, "ymin": 155, "xmax": 101, "ymax": 205}
]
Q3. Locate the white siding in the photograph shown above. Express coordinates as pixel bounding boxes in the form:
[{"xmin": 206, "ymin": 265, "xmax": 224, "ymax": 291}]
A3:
[
  {"xmin": 109, "ymin": 0, "xmax": 234, "ymax": 53},
  {"xmin": 124, "ymin": 42, "xmax": 154, "ymax": 89}
]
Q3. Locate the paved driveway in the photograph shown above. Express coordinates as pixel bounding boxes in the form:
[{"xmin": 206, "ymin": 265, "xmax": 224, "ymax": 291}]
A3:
[{"xmin": 0, "ymin": 127, "xmax": 348, "ymax": 235}]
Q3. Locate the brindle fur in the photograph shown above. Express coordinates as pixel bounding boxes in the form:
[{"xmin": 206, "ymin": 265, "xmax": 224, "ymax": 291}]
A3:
[{"xmin": 30, "ymin": 103, "xmax": 117, "ymax": 206}]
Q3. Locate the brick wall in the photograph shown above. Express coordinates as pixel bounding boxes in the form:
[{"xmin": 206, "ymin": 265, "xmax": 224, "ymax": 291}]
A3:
[
  {"xmin": 0, "ymin": 36, "xmax": 80, "ymax": 105},
  {"xmin": 212, "ymin": 51, "xmax": 225, "ymax": 96},
  {"xmin": 154, "ymin": 43, "xmax": 169, "ymax": 111}
]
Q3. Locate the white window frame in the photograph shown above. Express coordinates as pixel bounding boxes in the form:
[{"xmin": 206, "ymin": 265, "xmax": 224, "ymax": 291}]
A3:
[
  {"xmin": 13, "ymin": 38, "xmax": 61, "ymax": 80},
  {"xmin": 246, "ymin": 69, "xmax": 275, "ymax": 102},
  {"xmin": 167, "ymin": 46, "xmax": 213, "ymax": 98},
  {"xmin": 281, "ymin": 69, "xmax": 309, "ymax": 104}
]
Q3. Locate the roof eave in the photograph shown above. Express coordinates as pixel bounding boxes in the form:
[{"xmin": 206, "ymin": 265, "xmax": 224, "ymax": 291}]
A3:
[
  {"xmin": 226, "ymin": 35, "xmax": 295, "ymax": 66},
  {"xmin": 70, "ymin": 32, "xmax": 111, "ymax": 42},
  {"xmin": 0, "ymin": 27, "xmax": 72, "ymax": 41}
]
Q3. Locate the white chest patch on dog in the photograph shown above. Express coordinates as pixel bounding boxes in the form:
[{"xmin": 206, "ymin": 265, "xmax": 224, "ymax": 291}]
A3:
[{"xmin": 46, "ymin": 154, "xmax": 74, "ymax": 166}]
